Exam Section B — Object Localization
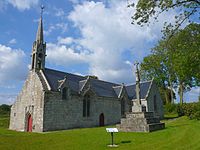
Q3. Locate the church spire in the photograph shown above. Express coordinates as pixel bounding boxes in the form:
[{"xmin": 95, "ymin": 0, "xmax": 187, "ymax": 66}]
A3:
[
  {"xmin": 36, "ymin": 5, "xmax": 44, "ymax": 44},
  {"xmin": 31, "ymin": 5, "xmax": 46, "ymax": 71},
  {"xmin": 36, "ymin": 17, "xmax": 43, "ymax": 44}
]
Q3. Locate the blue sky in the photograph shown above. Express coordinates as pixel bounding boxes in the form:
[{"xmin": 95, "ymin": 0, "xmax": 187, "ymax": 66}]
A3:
[{"xmin": 0, "ymin": 0, "xmax": 199, "ymax": 104}]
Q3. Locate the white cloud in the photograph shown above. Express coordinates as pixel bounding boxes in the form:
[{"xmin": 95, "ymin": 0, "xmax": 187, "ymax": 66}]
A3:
[
  {"xmin": 47, "ymin": 1, "xmax": 177, "ymax": 84},
  {"xmin": 8, "ymin": 38, "xmax": 17, "ymax": 44},
  {"xmin": 55, "ymin": 8, "xmax": 65, "ymax": 17},
  {"xmin": 46, "ymin": 43, "xmax": 88, "ymax": 66},
  {"xmin": 67, "ymin": 1, "xmax": 177, "ymax": 83},
  {"xmin": 57, "ymin": 37, "xmax": 74, "ymax": 45},
  {"xmin": 0, "ymin": 94, "xmax": 16, "ymax": 105},
  {"xmin": 44, "ymin": 23, "xmax": 68, "ymax": 36},
  {"xmin": 7, "ymin": 0, "xmax": 39, "ymax": 10},
  {"xmin": 0, "ymin": 44, "xmax": 28, "ymax": 85}
]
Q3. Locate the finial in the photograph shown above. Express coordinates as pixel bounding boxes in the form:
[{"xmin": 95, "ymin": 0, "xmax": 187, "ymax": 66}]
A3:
[{"xmin": 40, "ymin": 5, "xmax": 45, "ymax": 18}]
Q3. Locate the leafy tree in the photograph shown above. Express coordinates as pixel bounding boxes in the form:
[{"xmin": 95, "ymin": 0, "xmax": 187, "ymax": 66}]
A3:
[
  {"xmin": 131, "ymin": 0, "xmax": 200, "ymax": 31},
  {"xmin": 167, "ymin": 23, "xmax": 200, "ymax": 104},
  {"xmin": 0, "ymin": 104, "xmax": 11, "ymax": 115},
  {"xmin": 140, "ymin": 40, "xmax": 176, "ymax": 104},
  {"xmin": 141, "ymin": 23, "xmax": 200, "ymax": 104}
]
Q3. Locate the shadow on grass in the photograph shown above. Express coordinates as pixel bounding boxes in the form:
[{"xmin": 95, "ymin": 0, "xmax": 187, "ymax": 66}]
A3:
[
  {"xmin": 166, "ymin": 123, "xmax": 189, "ymax": 129},
  {"xmin": 121, "ymin": 140, "xmax": 131, "ymax": 144},
  {"xmin": 164, "ymin": 116, "xmax": 179, "ymax": 120}
]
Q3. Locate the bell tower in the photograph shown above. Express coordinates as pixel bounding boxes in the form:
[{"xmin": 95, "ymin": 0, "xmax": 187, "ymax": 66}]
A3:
[{"xmin": 31, "ymin": 6, "xmax": 46, "ymax": 71}]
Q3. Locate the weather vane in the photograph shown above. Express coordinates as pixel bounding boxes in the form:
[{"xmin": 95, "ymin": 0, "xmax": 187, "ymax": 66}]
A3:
[{"xmin": 40, "ymin": 5, "xmax": 45, "ymax": 18}]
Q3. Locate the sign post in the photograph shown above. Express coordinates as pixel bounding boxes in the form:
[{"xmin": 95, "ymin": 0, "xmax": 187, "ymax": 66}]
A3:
[{"xmin": 106, "ymin": 128, "xmax": 119, "ymax": 147}]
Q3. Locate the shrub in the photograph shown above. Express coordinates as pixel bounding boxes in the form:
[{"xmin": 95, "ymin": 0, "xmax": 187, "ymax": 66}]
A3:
[
  {"xmin": 194, "ymin": 111, "xmax": 200, "ymax": 120},
  {"xmin": 0, "ymin": 104, "xmax": 11, "ymax": 115},
  {"xmin": 177, "ymin": 104, "xmax": 184, "ymax": 117},
  {"xmin": 176, "ymin": 102, "xmax": 200, "ymax": 120},
  {"xmin": 164, "ymin": 103, "xmax": 178, "ymax": 114}
]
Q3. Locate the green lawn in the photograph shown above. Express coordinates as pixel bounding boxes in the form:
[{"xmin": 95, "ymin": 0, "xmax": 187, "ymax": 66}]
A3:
[{"xmin": 0, "ymin": 116, "xmax": 200, "ymax": 150}]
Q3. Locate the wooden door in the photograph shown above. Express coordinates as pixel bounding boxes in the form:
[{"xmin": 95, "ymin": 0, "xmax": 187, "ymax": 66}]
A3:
[
  {"xmin": 27, "ymin": 115, "xmax": 32, "ymax": 132},
  {"xmin": 99, "ymin": 113, "xmax": 104, "ymax": 127}
]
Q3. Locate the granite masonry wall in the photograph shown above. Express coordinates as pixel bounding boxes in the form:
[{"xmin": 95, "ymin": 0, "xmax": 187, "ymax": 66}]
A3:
[
  {"xmin": 9, "ymin": 71, "xmax": 45, "ymax": 132},
  {"xmin": 43, "ymin": 90, "xmax": 130, "ymax": 131},
  {"xmin": 146, "ymin": 82, "xmax": 164, "ymax": 119}
]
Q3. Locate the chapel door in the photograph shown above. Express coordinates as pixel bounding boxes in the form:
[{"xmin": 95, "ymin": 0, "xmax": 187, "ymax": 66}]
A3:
[
  {"xmin": 27, "ymin": 115, "xmax": 32, "ymax": 132},
  {"xmin": 99, "ymin": 113, "xmax": 104, "ymax": 127}
]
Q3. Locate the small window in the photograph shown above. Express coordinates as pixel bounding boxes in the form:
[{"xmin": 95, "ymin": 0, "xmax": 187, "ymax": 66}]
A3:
[
  {"xmin": 83, "ymin": 95, "xmax": 90, "ymax": 117},
  {"xmin": 32, "ymin": 54, "xmax": 35, "ymax": 69},
  {"xmin": 38, "ymin": 53, "xmax": 43, "ymax": 59},
  {"xmin": 62, "ymin": 87, "xmax": 67, "ymax": 100},
  {"xmin": 14, "ymin": 113, "xmax": 16, "ymax": 117},
  {"xmin": 154, "ymin": 95, "xmax": 157, "ymax": 112},
  {"xmin": 38, "ymin": 60, "xmax": 42, "ymax": 68}
]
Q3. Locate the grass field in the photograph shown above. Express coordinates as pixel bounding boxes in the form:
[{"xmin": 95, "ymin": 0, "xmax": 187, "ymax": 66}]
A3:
[{"xmin": 0, "ymin": 115, "xmax": 200, "ymax": 150}]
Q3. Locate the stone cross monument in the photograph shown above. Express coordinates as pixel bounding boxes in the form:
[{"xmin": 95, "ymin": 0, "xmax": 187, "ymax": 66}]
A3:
[
  {"xmin": 132, "ymin": 62, "xmax": 146, "ymax": 112},
  {"xmin": 134, "ymin": 61, "xmax": 141, "ymax": 104},
  {"xmin": 116, "ymin": 61, "xmax": 165, "ymax": 132}
]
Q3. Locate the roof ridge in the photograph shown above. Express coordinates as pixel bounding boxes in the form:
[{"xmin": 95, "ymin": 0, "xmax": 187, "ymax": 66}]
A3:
[
  {"xmin": 126, "ymin": 80, "xmax": 152, "ymax": 87},
  {"xmin": 89, "ymin": 77, "xmax": 120, "ymax": 86},
  {"xmin": 113, "ymin": 85, "xmax": 123, "ymax": 88},
  {"xmin": 45, "ymin": 68, "xmax": 85, "ymax": 78},
  {"xmin": 46, "ymin": 68, "xmax": 120, "ymax": 85}
]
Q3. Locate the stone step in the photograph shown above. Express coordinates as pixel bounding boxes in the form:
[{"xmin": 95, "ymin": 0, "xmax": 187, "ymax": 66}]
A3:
[
  {"xmin": 120, "ymin": 118, "xmax": 160, "ymax": 126},
  {"xmin": 146, "ymin": 117, "xmax": 160, "ymax": 124},
  {"xmin": 126, "ymin": 112, "xmax": 154, "ymax": 119},
  {"xmin": 120, "ymin": 118, "xmax": 147, "ymax": 125},
  {"xmin": 148, "ymin": 122, "xmax": 165, "ymax": 132},
  {"xmin": 116, "ymin": 124, "xmax": 120, "ymax": 129},
  {"xmin": 117, "ymin": 125, "xmax": 149, "ymax": 132}
]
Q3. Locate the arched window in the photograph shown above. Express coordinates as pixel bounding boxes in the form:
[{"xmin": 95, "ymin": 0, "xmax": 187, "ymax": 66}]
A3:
[
  {"xmin": 121, "ymin": 98, "xmax": 125, "ymax": 116},
  {"xmin": 62, "ymin": 87, "xmax": 67, "ymax": 100},
  {"xmin": 83, "ymin": 95, "xmax": 90, "ymax": 117}
]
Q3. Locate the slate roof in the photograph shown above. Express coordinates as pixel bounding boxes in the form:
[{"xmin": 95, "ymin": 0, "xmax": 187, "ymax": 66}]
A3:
[
  {"xmin": 43, "ymin": 68, "xmax": 85, "ymax": 92},
  {"xmin": 126, "ymin": 81, "xmax": 152, "ymax": 99},
  {"xmin": 43, "ymin": 68, "xmax": 152, "ymax": 100}
]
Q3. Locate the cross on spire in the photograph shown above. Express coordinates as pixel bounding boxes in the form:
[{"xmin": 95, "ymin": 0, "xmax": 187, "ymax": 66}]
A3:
[
  {"xmin": 40, "ymin": 5, "xmax": 45, "ymax": 18},
  {"xmin": 31, "ymin": 4, "xmax": 46, "ymax": 71},
  {"xmin": 36, "ymin": 5, "xmax": 45, "ymax": 43}
]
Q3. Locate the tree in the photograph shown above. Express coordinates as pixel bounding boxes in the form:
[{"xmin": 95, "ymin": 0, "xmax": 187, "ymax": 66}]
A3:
[
  {"xmin": 141, "ymin": 23, "xmax": 200, "ymax": 104},
  {"xmin": 0, "ymin": 104, "xmax": 11, "ymax": 115},
  {"xmin": 140, "ymin": 40, "xmax": 176, "ymax": 104},
  {"xmin": 167, "ymin": 23, "xmax": 200, "ymax": 104},
  {"xmin": 131, "ymin": 0, "xmax": 200, "ymax": 31}
]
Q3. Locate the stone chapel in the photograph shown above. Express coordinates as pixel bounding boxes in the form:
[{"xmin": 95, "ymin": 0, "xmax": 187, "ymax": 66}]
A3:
[{"xmin": 9, "ymin": 14, "xmax": 164, "ymax": 132}]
